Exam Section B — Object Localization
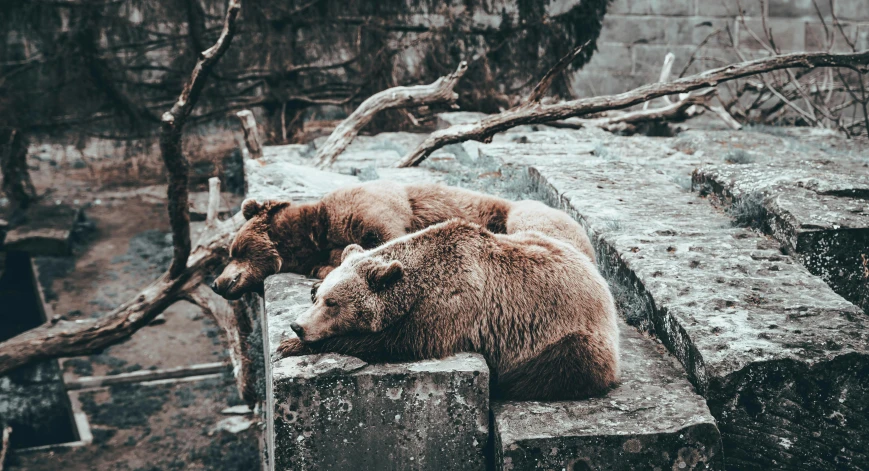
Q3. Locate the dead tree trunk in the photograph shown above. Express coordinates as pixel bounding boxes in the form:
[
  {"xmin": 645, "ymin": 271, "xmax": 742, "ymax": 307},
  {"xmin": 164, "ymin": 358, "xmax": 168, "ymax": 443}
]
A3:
[
  {"xmin": 397, "ymin": 49, "xmax": 869, "ymax": 167},
  {"xmin": 161, "ymin": 0, "xmax": 241, "ymax": 278},
  {"xmin": 0, "ymin": 128, "xmax": 36, "ymax": 215}
]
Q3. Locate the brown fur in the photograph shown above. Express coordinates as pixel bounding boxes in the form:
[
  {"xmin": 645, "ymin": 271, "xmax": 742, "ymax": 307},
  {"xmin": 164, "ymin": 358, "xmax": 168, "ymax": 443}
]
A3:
[
  {"xmin": 212, "ymin": 180, "xmax": 594, "ymax": 299},
  {"xmin": 281, "ymin": 220, "xmax": 619, "ymax": 401}
]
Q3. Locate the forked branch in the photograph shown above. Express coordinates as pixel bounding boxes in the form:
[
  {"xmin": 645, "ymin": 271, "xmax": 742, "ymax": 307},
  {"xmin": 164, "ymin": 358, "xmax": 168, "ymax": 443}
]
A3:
[{"xmin": 161, "ymin": 0, "xmax": 242, "ymax": 278}]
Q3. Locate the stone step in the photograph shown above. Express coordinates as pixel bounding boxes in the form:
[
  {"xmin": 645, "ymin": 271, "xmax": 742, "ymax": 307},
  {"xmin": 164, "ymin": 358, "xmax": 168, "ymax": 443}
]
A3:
[
  {"xmin": 263, "ymin": 273, "xmax": 490, "ymax": 471},
  {"xmin": 2, "ymin": 202, "xmax": 85, "ymax": 256},
  {"xmin": 494, "ymin": 319, "xmax": 722, "ymax": 470},
  {"xmin": 480, "ymin": 141, "xmax": 869, "ymax": 470},
  {"xmin": 684, "ymin": 130, "xmax": 869, "ymax": 313}
]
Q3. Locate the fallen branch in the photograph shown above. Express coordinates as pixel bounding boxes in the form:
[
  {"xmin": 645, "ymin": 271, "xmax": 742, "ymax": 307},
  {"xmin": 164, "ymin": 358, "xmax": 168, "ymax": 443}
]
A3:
[
  {"xmin": 160, "ymin": 0, "xmax": 241, "ymax": 277},
  {"xmin": 315, "ymin": 61, "xmax": 468, "ymax": 168},
  {"xmin": 558, "ymin": 88, "xmax": 714, "ymax": 132},
  {"xmin": 397, "ymin": 49, "xmax": 869, "ymax": 167},
  {"xmin": 0, "ymin": 214, "xmax": 241, "ymax": 376},
  {"xmin": 526, "ymin": 42, "xmax": 589, "ymax": 104}
]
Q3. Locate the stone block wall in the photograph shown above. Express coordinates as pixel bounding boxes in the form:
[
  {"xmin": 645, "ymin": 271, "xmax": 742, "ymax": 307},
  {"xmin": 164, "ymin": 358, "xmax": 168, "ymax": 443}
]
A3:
[{"xmin": 571, "ymin": 0, "xmax": 869, "ymax": 97}]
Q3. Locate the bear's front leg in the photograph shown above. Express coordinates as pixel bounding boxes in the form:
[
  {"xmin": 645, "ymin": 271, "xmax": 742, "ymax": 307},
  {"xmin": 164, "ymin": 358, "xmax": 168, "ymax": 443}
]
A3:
[{"xmin": 276, "ymin": 337, "xmax": 314, "ymax": 357}]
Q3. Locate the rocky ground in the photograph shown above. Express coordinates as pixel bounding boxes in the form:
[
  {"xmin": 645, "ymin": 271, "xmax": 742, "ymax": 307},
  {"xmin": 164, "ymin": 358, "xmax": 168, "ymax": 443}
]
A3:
[{"xmin": 6, "ymin": 152, "xmax": 255, "ymax": 470}]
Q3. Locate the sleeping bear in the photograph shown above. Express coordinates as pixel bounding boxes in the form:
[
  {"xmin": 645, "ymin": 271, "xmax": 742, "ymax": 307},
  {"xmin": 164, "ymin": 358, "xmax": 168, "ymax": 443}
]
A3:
[
  {"xmin": 278, "ymin": 219, "xmax": 619, "ymax": 401},
  {"xmin": 211, "ymin": 181, "xmax": 594, "ymax": 300}
]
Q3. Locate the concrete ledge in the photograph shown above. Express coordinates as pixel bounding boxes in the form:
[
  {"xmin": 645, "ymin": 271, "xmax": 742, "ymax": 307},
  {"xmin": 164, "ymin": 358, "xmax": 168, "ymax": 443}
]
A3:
[
  {"xmin": 494, "ymin": 321, "xmax": 722, "ymax": 471},
  {"xmin": 482, "ymin": 142, "xmax": 869, "ymax": 471},
  {"xmin": 687, "ymin": 131, "xmax": 869, "ymax": 313},
  {"xmin": 2, "ymin": 203, "xmax": 84, "ymax": 256},
  {"xmin": 263, "ymin": 274, "xmax": 489, "ymax": 471}
]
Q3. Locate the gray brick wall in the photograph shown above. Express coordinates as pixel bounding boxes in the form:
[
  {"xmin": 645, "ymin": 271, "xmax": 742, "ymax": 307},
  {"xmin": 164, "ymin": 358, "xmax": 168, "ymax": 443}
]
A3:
[{"xmin": 571, "ymin": 0, "xmax": 869, "ymax": 97}]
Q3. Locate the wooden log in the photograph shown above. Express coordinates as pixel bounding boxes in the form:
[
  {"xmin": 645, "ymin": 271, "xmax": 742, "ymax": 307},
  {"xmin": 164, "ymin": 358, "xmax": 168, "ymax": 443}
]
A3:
[
  {"xmin": 315, "ymin": 61, "xmax": 468, "ymax": 168},
  {"xmin": 65, "ymin": 362, "xmax": 227, "ymax": 390},
  {"xmin": 397, "ymin": 49, "xmax": 869, "ymax": 167},
  {"xmin": 206, "ymin": 177, "xmax": 220, "ymax": 225},
  {"xmin": 236, "ymin": 110, "xmax": 263, "ymax": 160}
]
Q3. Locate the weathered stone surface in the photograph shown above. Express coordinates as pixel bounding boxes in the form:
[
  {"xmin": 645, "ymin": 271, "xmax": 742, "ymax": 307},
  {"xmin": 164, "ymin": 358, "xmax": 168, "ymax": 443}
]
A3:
[
  {"xmin": 687, "ymin": 130, "xmax": 869, "ymax": 313},
  {"xmin": 263, "ymin": 274, "xmax": 489, "ymax": 471},
  {"xmin": 245, "ymin": 157, "xmax": 358, "ymax": 202},
  {"xmin": 479, "ymin": 139, "xmax": 869, "ymax": 471},
  {"xmin": 2, "ymin": 203, "xmax": 84, "ymax": 256},
  {"xmin": 494, "ymin": 320, "xmax": 722, "ymax": 471}
]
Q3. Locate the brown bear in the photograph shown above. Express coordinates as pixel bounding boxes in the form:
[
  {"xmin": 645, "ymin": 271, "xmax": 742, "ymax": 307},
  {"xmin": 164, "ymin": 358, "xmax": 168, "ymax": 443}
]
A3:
[
  {"xmin": 278, "ymin": 219, "xmax": 619, "ymax": 401},
  {"xmin": 212, "ymin": 180, "xmax": 595, "ymax": 300}
]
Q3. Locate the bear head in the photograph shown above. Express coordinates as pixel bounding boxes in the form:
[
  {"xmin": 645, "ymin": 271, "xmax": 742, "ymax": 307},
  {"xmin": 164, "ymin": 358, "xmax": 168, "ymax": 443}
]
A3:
[
  {"xmin": 212, "ymin": 198, "xmax": 326, "ymax": 299},
  {"xmin": 290, "ymin": 244, "xmax": 406, "ymax": 342}
]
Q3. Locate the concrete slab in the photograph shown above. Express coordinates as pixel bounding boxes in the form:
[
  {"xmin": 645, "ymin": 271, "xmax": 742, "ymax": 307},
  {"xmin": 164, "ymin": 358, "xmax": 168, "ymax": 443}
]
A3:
[
  {"xmin": 686, "ymin": 131, "xmax": 869, "ymax": 313},
  {"xmin": 480, "ymin": 141, "xmax": 869, "ymax": 470},
  {"xmin": 494, "ymin": 320, "xmax": 722, "ymax": 471},
  {"xmin": 2, "ymin": 203, "xmax": 84, "ymax": 256}
]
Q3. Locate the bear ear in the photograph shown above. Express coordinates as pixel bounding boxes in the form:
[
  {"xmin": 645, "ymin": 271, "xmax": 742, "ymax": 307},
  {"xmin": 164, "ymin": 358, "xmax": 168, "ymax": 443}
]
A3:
[
  {"xmin": 366, "ymin": 260, "xmax": 404, "ymax": 291},
  {"xmin": 242, "ymin": 199, "xmax": 290, "ymax": 219},
  {"xmin": 341, "ymin": 244, "xmax": 365, "ymax": 263},
  {"xmin": 242, "ymin": 199, "xmax": 262, "ymax": 220}
]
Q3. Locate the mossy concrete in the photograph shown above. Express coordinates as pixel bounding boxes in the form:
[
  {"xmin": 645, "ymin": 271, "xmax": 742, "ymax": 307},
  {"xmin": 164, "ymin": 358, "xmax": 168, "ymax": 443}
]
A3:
[
  {"xmin": 479, "ymin": 137, "xmax": 869, "ymax": 470},
  {"xmin": 687, "ymin": 131, "xmax": 869, "ymax": 313},
  {"xmin": 494, "ymin": 320, "xmax": 722, "ymax": 471}
]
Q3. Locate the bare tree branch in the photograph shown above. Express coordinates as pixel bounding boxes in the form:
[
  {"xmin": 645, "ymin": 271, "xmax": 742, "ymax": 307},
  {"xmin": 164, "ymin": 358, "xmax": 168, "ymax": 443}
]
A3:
[
  {"xmin": 160, "ymin": 0, "xmax": 241, "ymax": 278},
  {"xmin": 397, "ymin": 49, "xmax": 869, "ymax": 168},
  {"xmin": 0, "ymin": 215, "xmax": 240, "ymax": 376},
  {"xmin": 526, "ymin": 41, "xmax": 590, "ymax": 104},
  {"xmin": 315, "ymin": 61, "xmax": 468, "ymax": 168}
]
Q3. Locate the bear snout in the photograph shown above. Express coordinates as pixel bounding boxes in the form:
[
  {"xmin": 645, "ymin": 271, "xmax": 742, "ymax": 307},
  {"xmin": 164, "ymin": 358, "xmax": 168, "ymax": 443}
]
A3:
[
  {"xmin": 212, "ymin": 270, "xmax": 243, "ymax": 298},
  {"xmin": 290, "ymin": 322, "xmax": 305, "ymax": 340}
]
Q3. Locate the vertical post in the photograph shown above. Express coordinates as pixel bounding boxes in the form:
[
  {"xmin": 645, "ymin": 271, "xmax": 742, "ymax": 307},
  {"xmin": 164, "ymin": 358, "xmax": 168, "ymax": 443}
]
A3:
[
  {"xmin": 206, "ymin": 177, "xmax": 221, "ymax": 226},
  {"xmin": 236, "ymin": 110, "xmax": 263, "ymax": 160}
]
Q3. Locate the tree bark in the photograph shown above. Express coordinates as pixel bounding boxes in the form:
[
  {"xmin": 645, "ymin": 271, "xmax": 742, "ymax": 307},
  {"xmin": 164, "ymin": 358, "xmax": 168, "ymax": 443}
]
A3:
[
  {"xmin": 160, "ymin": 0, "xmax": 242, "ymax": 278},
  {"xmin": 315, "ymin": 61, "xmax": 468, "ymax": 168},
  {"xmin": 397, "ymin": 49, "xmax": 869, "ymax": 167},
  {"xmin": 0, "ymin": 128, "xmax": 36, "ymax": 215}
]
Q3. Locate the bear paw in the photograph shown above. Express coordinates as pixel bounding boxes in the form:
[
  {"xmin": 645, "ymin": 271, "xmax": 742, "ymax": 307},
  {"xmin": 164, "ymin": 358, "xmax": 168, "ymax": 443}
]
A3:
[{"xmin": 277, "ymin": 337, "xmax": 311, "ymax": 357}]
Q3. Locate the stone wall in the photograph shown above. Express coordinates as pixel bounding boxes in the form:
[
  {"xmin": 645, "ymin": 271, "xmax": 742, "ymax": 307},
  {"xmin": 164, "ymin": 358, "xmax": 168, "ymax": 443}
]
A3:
[{"xmin": 571, "ymin": 0, "xmax": 869, "ymax": 97}]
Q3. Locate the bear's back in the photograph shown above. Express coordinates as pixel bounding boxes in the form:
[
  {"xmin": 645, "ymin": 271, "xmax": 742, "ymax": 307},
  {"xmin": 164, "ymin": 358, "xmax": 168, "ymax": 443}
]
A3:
[{"xmin": 405, "ymin": 184, "xmax": 512, "ymax": 233}]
